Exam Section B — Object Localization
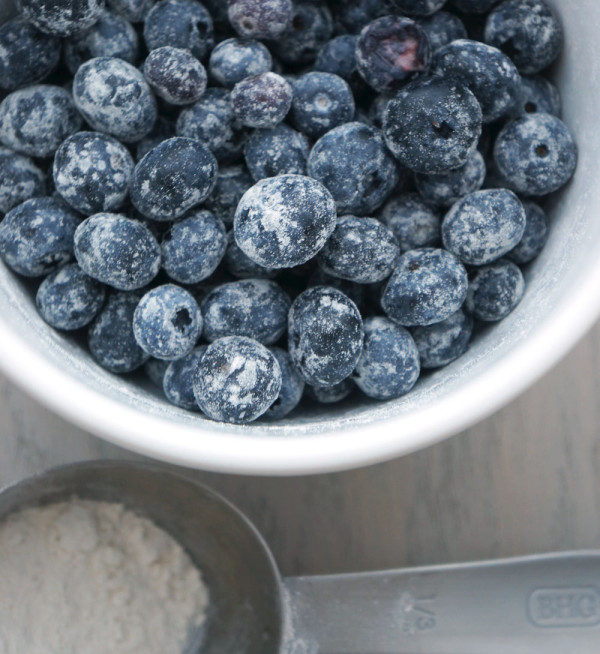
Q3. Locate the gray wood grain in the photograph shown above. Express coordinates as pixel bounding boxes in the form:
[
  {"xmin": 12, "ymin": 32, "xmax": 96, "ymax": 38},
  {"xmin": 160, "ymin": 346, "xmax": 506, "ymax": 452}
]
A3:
[{"xmin": 2, "ymin": 320, "xmax": 600, "ymax": 578}]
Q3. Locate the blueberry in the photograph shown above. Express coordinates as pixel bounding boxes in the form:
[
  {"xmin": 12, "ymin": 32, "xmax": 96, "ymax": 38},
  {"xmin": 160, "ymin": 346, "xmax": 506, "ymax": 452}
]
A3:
[
  {"xmin": 88, "ymin": 291, "xmax": 149, "ymax": 372},
  {"xmin": 308, "ymin": 122, "xmax": 400, "ymax": 216},
  {"xmin": 73, "ymin": 57, "xmax": 157, "ymax": 143},
  {"xmin": 506, "ymin": 200, "xmax": 547, "ymax": 264},
  {"xmin": 74, "ymin": 213, "xmax": 161, "ymax": 290},
  {"xmin": 291, "ymin": 72, "xmax": 355, "ymax": 138},
  {"xmin": 451, "ymin": 0, "xmax": 498, "ymax": 11},
  {"xmin": 264, "ymin": 347, "xmax": 304, "ymax": 419},
  {"xmin": 209, "ymin": 38, "xmax": 272, "ymax": 88},
  {"xmin": 385, "ymin": 76, "xmax": 482, "ymax": 175},
  {"xmin": 231, "ymin": 72, "xmax": 293, "ymax": 129},
  {"xmin": 0, "ymin": 197, "xmax": 80, "ymax": 277},
  {"xmin": 367, "ymin": 93, "xmax": 393, "ymax": 129},
  {"xmin": 107, "ymin": 0, "xmax": 155, "ymax": 22},
  {"xmin": 176, "ymin": 88, "xmax": 246, "ymax": 163},
  {"xmin": 143, "ymin": 0, "xmax": 214, "ymax": 60},
  {"xmin": 307, "ymin": 267, "xmax": 365, "ymax": 310},
  {"xmin": 0, "ymin": 85, "xmax": 82, "ymax": 158},
  {"xmin": 379, "ymin": 193, "xmax": 441, "ymax": 251},
  {"xmin": 244, "ymin": 124, "xmax": 309, "ymax": 182},
  {"xmin": 418, "ymin": 11, "xmax": 467, "ymax": 51},
  {"xmin": 201, "ymin": 278, "xmax": 290, "ymax": 344},
  {"xmin": 382, "ymin": 248, "xmax": 468, "ymax": 326},
  {"xmin": 411, "ymin": 309, "xmax": 472, "ymax": 368},
  {"xmin": 223, "ymin": 231, "xmax": 275, "ymax": 279},
  {"xmin": 234, "ymin": 174, "xmax": 336, "ymax": 269},
  {"xmin": 162, "ymin": 345, "xmax": 206, "ymax": 409},
  {"xmin": 306, "ymin": 378, "xmax": 354, "ymax": 404},
  {"xmin": 143, "ymin": 47, "xmax": 207, "ymax": 106},
  {"xmin": 0, "ymin": 19, "xmax": 60, "ymax": 91},
  {"xmin": 335, "ymin": 0, "xmax": 392, "ymax": 34},
  {"xmin": 465, "ymin": 259, "xmax": 525, "ymax": 321},
  {"xmin": 19, "ymin": 0, "xmax": 104, "ymax": 36},
  {"xmin": 131, "ymin": 137, "xmax": 217, "ymax": 221},
  {"xmin": 144, "ymin": 357, "xmax": 169, "ymax": 387},
  {"xmin": 228, "ymin": 0, "xmax": 293, "ymax": 40},
  {"xmin": 193, "ymin": 335, "xmax": 282, "ymax": 423},
  {"xmin": 484, "ymin": 0, "xmax": 562, "ymax": 75},
  {"xmin": 135, "ymin": 117, "xmax": 175, "ymax": 161},
  {"xmin": 272, "ymin": 1, "xmax": 333, "ymax": 65},
  {"xmin": 64, "ymin": 10, "xmax": 139, "ymax": 74},
  {"xmin": 353, "ymin": 316, "xmax": 420, "ymax": 399},
  {"xmin": 288, "ymin": 285, "xmax": 364, "ymax": 386},
  {"xmin": 511, "ymin": 75, "xmax": 561, "ymax": 118},
  {"xmin": 389, "ymin": 0, "xmax": 446, "ymax": 16},
  {"xmin": 493, "ymin": 113, "xmax": 577, "ymax": 196},
  {"xmin": 356, "ymin": 16, "xmax": 430, "ymax": 93},
  {"xmin": 36, "ymin": 263, "xmax": 106, "ymax": 330},
  {"xmin": 53, "ymin": 131, "xmax": 134, "ymax": 215},
  {"xmin": 415, "ymin": 149, "xmax": 486, "ymax": 207},
  {"xmin": 161, "ymin": 209, "xmax": 226, "ymax": 284},
  {"xmin": 133, "ymin": 283, "xmax": 202, "ymax": 359},
  {"xmin": 315, "ymin": 35, "xmax": 359, "ymax": 83},
  {"xmin": 0, "ymin": 148, "xmax": 45, "ymax": 215},
  {"xmin": 432, "ymin": 39, "xmax": 521, "ymax": 123},
  {"xmin": 442, "ymin": 189, "xmax": 526, "ymax": 265},
  {"xmin": 205, "ymin": 165, "xmax": 253, "ymax": 225}
]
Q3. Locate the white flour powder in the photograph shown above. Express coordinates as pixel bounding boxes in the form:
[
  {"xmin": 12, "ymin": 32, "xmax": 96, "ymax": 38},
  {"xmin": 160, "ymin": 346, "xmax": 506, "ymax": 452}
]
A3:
[{"xmin": 0, "ymin": 499, "xmax": 210, "ymax": 654}]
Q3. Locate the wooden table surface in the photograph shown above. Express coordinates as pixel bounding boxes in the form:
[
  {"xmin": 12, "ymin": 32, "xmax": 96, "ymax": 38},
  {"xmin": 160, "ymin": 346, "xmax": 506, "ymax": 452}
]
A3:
[{"xmin": 2, "ymin": 319, "xmax": 600, "ymax": 578}]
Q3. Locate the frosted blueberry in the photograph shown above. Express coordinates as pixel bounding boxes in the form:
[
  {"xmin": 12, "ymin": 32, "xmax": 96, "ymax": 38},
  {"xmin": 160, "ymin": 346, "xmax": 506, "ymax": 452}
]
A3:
[
  {"xmin": 143, "ymin": 47, "xmax": 207, "ymax": 105},
  {"xmin": 288, "ymin": 286, "xmax": 364, "ymax": 386},
  {"xmin": 244, "ymin": 124, "xmax": 309, "ymax": 182},
  {"xmin": 135, "ymin": 117, "xmax": 175, "ymax": 162},
  {"xmin": 390, "ymin": 0, "xmax": 446, "ymax": 15},
  {"xmin": 19, "ymin": 0, "xmax": 104, "ymax": 36},
  {"xmin": 131, "ymin": 137, "xmax": 217, "ymax": 222},
  {"xmin": 510, "ymin": 75, "xmax": 561, "ymax": 118},
  {"xmin": 264, "ymin": 347, "xmax": 304, "ymax": 419},
  {"xmin": 0, "ymin": 198, "xmax": 80, "ymax": 277},
  {"xmin": 53, "ymin": 131, "xmax": 134, "ymax": 215},
  {"xmin": 506, "ymin": 200, "xmax": 548, "ymax": 264},
  {"xmin": 315, "ymin": 35, "xmax": 359, "ymax": 84},
  {"xmin": 336, "ymin": 0, "xmax": 391, "ymax": 34},
  {"xmin": 74, "ymin": 213, "xmax": 161, "ymax": 290},
  {"xmin": 465, "ymin": 259, "xmax": 525, "ymax": 321},
  {"xmin": 144, "ymin": 357, "xmax": 169, "ymax": 387},
  {"xmin": 231, "ymin": 72, "xmax": 292, "ymax": 129},
  {"xmin": 193, "ymin": 335, "xmax": 282, "ymax": 423},
  {"xmin": 272, "ymin": 1, "xmax": 333, "ymax": 65},
  {"xmin": 163, "ymin": 345, "xmax": 206, "ymax": 409},
  {"xmin": 205, "ymin": 165, "xmax": 253, "ymax": 225},
  {"xmin": 228, "ymin": 0, "xmax": 293, "ymax": 40},
  {"xmin": 411, "ymin": 309, "xmax": 473, "ymax": 368},
  {"xmin": 379, "ymin": 194, "xmax": 442, "ymax": 252},
  {"xmin": 209, "ymin": 38, "xmax": 272, "ymax": 88},
  {"xmin": 223, "ymin": 231, "xmax": 275, "ymax": 279},
  {"xmin": 0, "ymin": 148, "xmax": 45, "ymax": 215},
  {"xmin": 36, "ymin": 263, "xmax": 106, "ymax": 330},
  {"xmin": 307, "ymin": 268, "xmax": 365, "ymax": 311},
  {"xmin": 234, "ymin": 174, "xmax": 337, "ymax": 269},
  {"xmin": 133, "ymin": 284, "xmax": 202, "ymax": 360},
  {"xmin": 418, "ymin": 11, "xmax": 467, "ymax": 51},
  {"xmin": 306, "ymin": 378, "xmax": 354, "ymax": 404},
  {"xmin": 161, "ymin": 210, "xmax": 226, "ymax": 284},
  {"xmin": 382, "ymin": 248, "xmax": 468, "ymax": 326},
  {"xmin": 107, "ymin": 0, "xmax": 155, "ymax": 22}
]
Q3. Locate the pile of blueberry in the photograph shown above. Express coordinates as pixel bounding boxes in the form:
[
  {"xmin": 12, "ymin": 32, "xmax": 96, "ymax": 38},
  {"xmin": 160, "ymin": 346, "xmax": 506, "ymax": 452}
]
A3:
[{"xmin": 0, "ymin": 0, "xmax": 577, "ymax": 424}]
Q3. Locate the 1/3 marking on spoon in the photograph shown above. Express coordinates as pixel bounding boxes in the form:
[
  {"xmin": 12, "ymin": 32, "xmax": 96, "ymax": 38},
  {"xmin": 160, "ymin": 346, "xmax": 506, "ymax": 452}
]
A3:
[
  {"xmin": 398, "ymin": 592, "xmax": 437, "ymax": 634},
  {"xmin": 527, "ymin": 587, "xmax": 600, "ymax": 628}
]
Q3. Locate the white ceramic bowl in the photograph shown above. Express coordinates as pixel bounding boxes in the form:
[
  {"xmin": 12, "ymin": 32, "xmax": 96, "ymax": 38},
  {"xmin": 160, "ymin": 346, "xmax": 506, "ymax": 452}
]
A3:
[{"xmin": 0, "ymin": 0, "xmax": 595, "ymax": 475}]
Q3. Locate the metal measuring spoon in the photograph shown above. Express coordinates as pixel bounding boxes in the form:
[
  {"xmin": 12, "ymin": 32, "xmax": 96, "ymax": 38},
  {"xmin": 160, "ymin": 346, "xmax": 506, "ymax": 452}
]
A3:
[{"xmin": 1, "ymin": 461, "xmax": 598, "ymax": 654}]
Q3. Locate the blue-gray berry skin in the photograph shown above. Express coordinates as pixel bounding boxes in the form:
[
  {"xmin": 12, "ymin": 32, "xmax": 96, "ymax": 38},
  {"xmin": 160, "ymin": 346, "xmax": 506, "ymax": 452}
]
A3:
[
  {"xmin": 291, "ymin": 72, "xmax": 355, "ymax": 138},
  {"xmin": 107, "ymin": 0, "xmax": 155, "ymax": 22},
  {"xmin": 380, "ymin": 194, "xmax": 441, "ymax": 252},
  {"xmin": 162, "ymin": 345, "xmax": 206, "ymax": 409},
  {"xmin": 143, "ymin": 356, "xmax": 169, "ymax": 387},
  {"xmin": 418, "ymin": 11, "xmax": 467, "ymax": 51},
  {"xmin": 0, "ymin": 198, "xmax": 80, "ymax": 277},
  {"xmin": 133, "ymin": 284, "xmax": 203, "ymax": 359},
  {"xmin": 53, "ymin": 131, "xmax": 134, "ymax": 216},
  {"xmin": 356, "ymin": 16, "xmax": 431, "ymax": 93},
  {"xmin": 74, "ymin": 213, "xmax": 161, "ymax": 290},
  {"xmin": 64, "ymin": 10, "xmax": 139, "ymax": 74},
  {"xmin": 161, "ymin": 210, "xmax": 226, "ymax": 284},
  {"xmin": 201, "ymin": 278, "xmax": 290, "ymax": 344},
  {"xmin": 382, "ymin": 248, "xmax": 468, "ymax": 326},
  {"xmin": 506, "ymin": 200, "xmax": 547, "ymax": 264},
  {"xmin": 135, "ymin": 117, "xmax": 175, "ymax": 162},
  {"xmin": 36, "ymin": 263, "xmax": 106, "ymax": 330},
  {"xmin": 231, "ymin": 72, "xmax": 293, "ymax": 129},
  {"xmin": 264, "ymin": 347, "xmax": 304, "ymax": 419},
  {"xmin": 0, "ymin": 148, "xmax": 45, "ymax": 215},
  {"xmin": 224, "ymin": 231, "xmax": 275, "ymax": 279},
  {"xmin": 415, "ymin": 149, "xmax": 486, "ymax": 207},
  {"xmin": 272, "ymin": 1, "xmax": 333, "ymax": 65},
  {"xmin": 209, "ymin": 38, "xmax": 272, "ymax": 88},
  {"xmin": 384, "ymin": 76, "xmax": 482, "ymax": 174},
  {"xmin": 318, "ymin": 216, "xmax": 400, "ymax": 284},
  {"xmin": 411, "ymin": 309, "xmax": 472, "ymax": 368},
  {"xmin": 484, "ymin": 0, "xmax": 562, "ymax": 75},
  {"xmin": 432, "ymin": 40, "xmax": 521, "ymax": 123},
  {"xmin": 336, "ymin": 0, "xmax": 391, "ymax": 34},
  {"xmin": 143, "ymin": 0, "xmax": 214, "ymax": 60},
  {"xmin": 452, "ymin": 0, "xmax": 498, "ymax": 10},
  {"xmin": 0, "ymin": 85, "xmax": 82, "ymax": 158},
  {"xmin": 19, "ymin": 0, "xmax": 104, "ymax": 36},
  {"xmin": 511, "ymin": 75, "xmax": 561, "ymax": 118},
  {"xmin": 354, "ymin": 316, "xmax": 420, "ymax": 400},
  {"xmin": 131, "ymin": 137, "xmax": 217, "ymax": 222},
  {"xmin": 390, "ymin": 0, "xmax": 446, "ymax": 15},
  {"xmin": 176, "ymin": 88, "xmax": 246, "ymax": 164},
  {"xmin": 307, "ymin": 267, "xmax": 365, "ymax": 311},
  {"xmin": 442, "ymin": 189, "xmax": 526, "ymax": 265},
  {"xmin": 244, "ymin": 124, "xmax": 309, "ymax": 182},
  {"xmin": 228, "ymin": 0, "xmax": 292, "ymax": 40},
  {"xmin": 308, "ymin": 122, "xmax": 400, "ymax": 216},
  {"xmin": 234, "ymin": 174, "xmax": 337, "ymax": 269},
  {"xmin": 73, "ymin": 57, "xmax": 157, "ymax": 143},
  {"xmin": 306, "ymin": 378, "xmax": 354, "ymax": 404},
  {"xmin": 288, "ymin": 285, "xmax": 364, "ymax": 386},
  {"xmin": 315, "ymin": 35, "xmax": 359, "ymax": 83},
  {"xmin": 194, "ymin": 335, "xmax": 282, "ymax": 423},
  {"xmin": 465, "ymin": 259, "xmax": 525, "ymax": 321},
  {"xmin": 493, "ymin": 113, "xmax": 577, "ymax": 197},
  {"xmin": 88, "ymin": 291, "xmax": 149, "ymax": 373},
  {"xmin": 143, "ymin": 46, "xmax": 207, "ymax": 106},
  {"xmin": 205, "ymin": 165, "xmax": 253, "ymax": 225}
]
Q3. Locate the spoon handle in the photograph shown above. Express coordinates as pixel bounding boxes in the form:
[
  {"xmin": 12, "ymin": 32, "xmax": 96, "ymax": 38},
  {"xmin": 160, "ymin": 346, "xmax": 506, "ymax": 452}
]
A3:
[{"xmin": 283, "ymin": 551, "xmax": 600, "ymax": 654}]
